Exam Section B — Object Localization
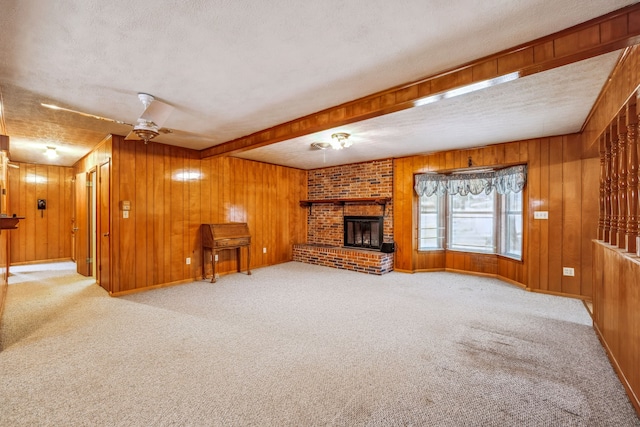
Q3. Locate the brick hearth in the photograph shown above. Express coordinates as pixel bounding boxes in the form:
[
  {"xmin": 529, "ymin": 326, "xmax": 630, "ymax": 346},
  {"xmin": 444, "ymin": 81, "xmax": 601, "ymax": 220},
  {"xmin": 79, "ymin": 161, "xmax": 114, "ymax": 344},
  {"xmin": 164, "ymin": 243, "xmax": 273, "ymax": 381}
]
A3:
[{"xmin": 293, "ymin": 243, "xmax": 394, "ymax": 275}]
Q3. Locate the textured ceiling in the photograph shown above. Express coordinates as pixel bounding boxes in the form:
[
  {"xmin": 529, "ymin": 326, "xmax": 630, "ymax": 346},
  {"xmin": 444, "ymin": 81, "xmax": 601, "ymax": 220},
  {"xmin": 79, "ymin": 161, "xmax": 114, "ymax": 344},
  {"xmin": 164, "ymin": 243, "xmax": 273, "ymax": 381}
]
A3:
[{"xmin": 0, "ymin": 0, "xmax": 636, "ymax": 167}]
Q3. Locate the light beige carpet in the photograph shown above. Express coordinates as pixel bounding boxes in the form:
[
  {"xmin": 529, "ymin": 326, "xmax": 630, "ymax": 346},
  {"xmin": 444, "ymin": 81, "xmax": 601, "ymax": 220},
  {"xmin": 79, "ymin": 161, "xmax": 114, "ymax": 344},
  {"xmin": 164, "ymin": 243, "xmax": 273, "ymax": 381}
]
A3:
[{"xmin": 0, "ymin": 261, "xmax": 638, "ymax": 426}]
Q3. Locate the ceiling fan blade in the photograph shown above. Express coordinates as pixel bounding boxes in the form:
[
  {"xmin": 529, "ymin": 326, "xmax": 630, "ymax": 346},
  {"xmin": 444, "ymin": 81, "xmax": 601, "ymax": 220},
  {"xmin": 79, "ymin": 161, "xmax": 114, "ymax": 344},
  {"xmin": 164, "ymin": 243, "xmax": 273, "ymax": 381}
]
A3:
[
  {"xmin": 139, "ymin": 100, "xmax": 174, "ymax": 128},
  {"xmin": 40, "ymin": 103, "xmax": 133, "ymax": 126}
]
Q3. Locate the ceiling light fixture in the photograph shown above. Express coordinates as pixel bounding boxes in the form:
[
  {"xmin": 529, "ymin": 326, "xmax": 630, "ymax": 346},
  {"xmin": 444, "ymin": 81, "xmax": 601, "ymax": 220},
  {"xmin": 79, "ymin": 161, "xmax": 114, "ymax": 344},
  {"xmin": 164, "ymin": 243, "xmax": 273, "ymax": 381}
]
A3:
[
  {"xmin": 45, "ymin": 146, "xmax": 57, "ymax": 159},
  {"xmin": 330, "ymin": 132, "xmax": 351, "ymax": 150}
]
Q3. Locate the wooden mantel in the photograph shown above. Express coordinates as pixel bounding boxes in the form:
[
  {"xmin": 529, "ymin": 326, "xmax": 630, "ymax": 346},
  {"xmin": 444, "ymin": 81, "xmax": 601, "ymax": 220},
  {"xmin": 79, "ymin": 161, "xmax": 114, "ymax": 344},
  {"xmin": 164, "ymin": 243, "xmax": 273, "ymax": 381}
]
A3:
[
  {"xmin": 299, "ymin": 197, "xmax": 390, "ymax": 215},
  {"xmin": 299, "ymin": 197, "xmax": 390, "ymax": 207}
]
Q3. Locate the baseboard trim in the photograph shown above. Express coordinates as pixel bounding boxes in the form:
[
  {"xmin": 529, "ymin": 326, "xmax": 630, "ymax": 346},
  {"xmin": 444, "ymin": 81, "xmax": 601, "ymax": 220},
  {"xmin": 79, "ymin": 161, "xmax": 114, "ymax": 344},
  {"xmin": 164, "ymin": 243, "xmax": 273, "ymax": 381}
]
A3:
[
  {"xmin": 593, "ymin": 321, "xmax": 640, "ymax": 417},
  {"xmin": 110, "ymin": 278, "xmax": 199, "ymax": 297},
  {"xmin": 529, "ymin": 288, "xmax": 590, "ymax": 301},
  {"xmin": 10, "ymin": 258, "xmax": 73, "ymax": 266}
]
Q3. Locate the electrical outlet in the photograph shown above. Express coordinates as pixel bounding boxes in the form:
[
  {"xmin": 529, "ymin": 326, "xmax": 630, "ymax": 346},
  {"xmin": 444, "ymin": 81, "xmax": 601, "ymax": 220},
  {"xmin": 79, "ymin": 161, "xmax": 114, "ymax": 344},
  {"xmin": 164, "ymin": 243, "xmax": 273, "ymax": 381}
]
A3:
[
  {"xmin": 562, "ymin": 267, "xmax": 575, "ymax": 276},
  {"xmin": 214, "ymin": 254, "xmax": 218, "ymax": 262},
  {"xmin": 534, "ymin": 211, "xmax": 548, "ymax": 219},
  {"xmin": 263, "ymin": 247, "xmax": 267, "ymax": 254},
  {"xmin": 123, "ymin": 211, "xmax": 129, "ymax": 219},
  {"xmin": 186, "ymin": 257, "xmax": 191, "ymax": 265}
]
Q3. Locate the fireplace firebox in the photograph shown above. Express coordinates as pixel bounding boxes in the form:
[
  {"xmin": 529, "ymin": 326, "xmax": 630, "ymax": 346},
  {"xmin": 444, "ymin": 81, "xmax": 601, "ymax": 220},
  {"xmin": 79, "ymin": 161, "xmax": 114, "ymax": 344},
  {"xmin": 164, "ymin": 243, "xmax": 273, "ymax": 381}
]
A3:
[{"xmin": 344, "ymin": 216, "xmax": 384, "ymax": 250}]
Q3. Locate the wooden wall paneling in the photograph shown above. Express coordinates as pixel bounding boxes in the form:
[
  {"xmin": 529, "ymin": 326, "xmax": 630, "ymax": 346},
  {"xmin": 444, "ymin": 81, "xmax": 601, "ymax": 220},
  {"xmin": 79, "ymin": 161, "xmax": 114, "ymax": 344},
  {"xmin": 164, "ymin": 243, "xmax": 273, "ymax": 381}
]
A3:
[
  {"xmin": 35, "ymin": 165, "xmax": 48, "ymax": 261},
  {"xmin": 142, "ymin": 144, "xmax": 153, "ymax": 287},
  {"xmin": 189, "ymin": 156, "xmax": 201, "ymax": 279},
  {"xmin": 247, "ymin": 159, "xmax": 257, "ymax": 270},
  {"xmin": 562, "ymin": 135, "xmax": 583, "ymax": 295},
  {"xmin": 393, "ymin": 158, "xmax": 411, "ymax": 271},
  {"xmin": 119, "ymin": 140, "xmax": 136, "ymax": 291},
  {"xmin": 581, "ymin": 157, "xmax": 599, "ymax": 298},
  {"xmin": 276, "ymin": 165, "xmax": 288, "ymax": 264},
  {"xmin": 483, "ymin": 144, "xmax": 500, "ymax": 166},
  {"xmin": 538, "ymin": 139, "xmax": 550, "ymax": 290},
  {"xmin": 624, "ymin": 257, "xmax": 640, "ymax": 406},
  {"xmin": 8, "ymin": 164, "xmax": 74, "ymax": 264},
  {"xmin": 169, "ymin": 146, "xmax": 184, "ymax": 284},
  {"xmin": 45, "ymin": 166, "xmax": 57, "ymax": 259},
  {"xmin": 8, "ymin": 166, "xmax": 23, "ymax": 262},
  {"xmin": 162, "ymin": 144, "xmax": 172, "ymax": 284},
  {"xmin": 151, "ymin": 143, "xmax": 165, "ymax": 285},
  {"xmin": 445, "ymin": 151, "xmax": 455, "ymax": 170},
  {"xmin": 504, "ymin": 142, "xmax": 521, "ymax": 164},
  {"xmin": 255, "ymin": 161, "xmax": 265, "ymax": 267},
  {"xmin": 181, "ymin": 151, "xmax": 190, "ymax": 280},
  {"xmin": 110, "ymin": 136, "xmax": 120, "ymax": 293},
  {"xmin": 527, "ymin": 139, "xmax": 541, "ymax": 290},
  {"xmin": 133, "ymin": 143, "xmax": 147, "ymax": 288},
  {"xmin": 434, "ymin": 152, "xmax": 447, "ymax": 170},
  {"xmin": 199, "ymin": 158, "xmax": 211, "ymax": 277},
  {"xmin": 548, "ymin": 137, "xmax": 564, "ymax": 293},
  {"xmin": 266, "ymin": 162, "xmax": 276, "ymax": 267},
  {"xmin": 603, "ymin": 247, "xmax": 620, "ymax": 356}
]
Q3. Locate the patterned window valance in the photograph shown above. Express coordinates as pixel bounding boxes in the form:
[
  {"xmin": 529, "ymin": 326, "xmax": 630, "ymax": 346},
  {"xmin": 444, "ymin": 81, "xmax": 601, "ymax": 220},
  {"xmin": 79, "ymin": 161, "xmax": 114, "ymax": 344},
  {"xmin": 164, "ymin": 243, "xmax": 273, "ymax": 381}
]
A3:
[{"xmin": 414, "ymin": 165, "xmax": 527, "ymax": 197}]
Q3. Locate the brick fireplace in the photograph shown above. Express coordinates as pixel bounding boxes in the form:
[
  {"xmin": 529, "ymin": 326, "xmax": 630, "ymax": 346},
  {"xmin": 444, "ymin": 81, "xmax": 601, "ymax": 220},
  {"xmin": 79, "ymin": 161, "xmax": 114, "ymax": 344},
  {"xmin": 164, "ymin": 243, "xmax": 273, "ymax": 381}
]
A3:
[{"xmin": 293, "ymin": 159, "xmax": 394, "ymax": 275}]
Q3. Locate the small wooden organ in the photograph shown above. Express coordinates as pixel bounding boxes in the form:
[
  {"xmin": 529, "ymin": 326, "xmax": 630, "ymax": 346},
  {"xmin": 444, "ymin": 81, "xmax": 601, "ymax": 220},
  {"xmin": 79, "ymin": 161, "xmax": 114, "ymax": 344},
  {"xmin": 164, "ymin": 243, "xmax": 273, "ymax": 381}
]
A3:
[{"xmin": 201, "ymin": 223, "xmax": 251, "ymax": 283}]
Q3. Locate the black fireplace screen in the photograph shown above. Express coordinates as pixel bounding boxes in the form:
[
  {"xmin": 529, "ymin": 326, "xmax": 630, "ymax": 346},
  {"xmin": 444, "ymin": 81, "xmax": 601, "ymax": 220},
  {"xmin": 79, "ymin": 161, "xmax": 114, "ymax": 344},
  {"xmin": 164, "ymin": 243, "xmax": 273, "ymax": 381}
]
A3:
[{"xmin": 344, "ymin": 216, "xmax": 384, "ymax": 250}]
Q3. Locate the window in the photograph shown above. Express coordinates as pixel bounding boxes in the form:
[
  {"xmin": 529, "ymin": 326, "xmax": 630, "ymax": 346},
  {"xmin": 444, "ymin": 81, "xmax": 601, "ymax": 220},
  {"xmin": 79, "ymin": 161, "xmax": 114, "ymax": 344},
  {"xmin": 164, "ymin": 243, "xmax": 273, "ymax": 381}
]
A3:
[
  {"xmin": 418, "ymin": 194, "xmax": 444, "ymax": 249},
  {"xmin": 417, "ymin": 190, "xmax": 523, "ymax": 260},
  {"xmin": 499, "ymin": 190, "xmax": 523, "ymax": 259},
  {"xmin": 449, "ymin": 192, "xmax": 496, "ymax": 253}
]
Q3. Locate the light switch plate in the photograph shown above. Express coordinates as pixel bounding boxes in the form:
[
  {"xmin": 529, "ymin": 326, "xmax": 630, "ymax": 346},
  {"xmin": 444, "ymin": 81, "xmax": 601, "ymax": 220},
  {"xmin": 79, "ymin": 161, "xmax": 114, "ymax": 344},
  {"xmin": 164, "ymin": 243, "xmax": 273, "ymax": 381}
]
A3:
[
  {"xmin": 562, "ymin": 267, "xmax": 575, "ymax": 276},
  {"xmin": 534, "ymin": 211, "xmax": 549, "ymax": 219}
]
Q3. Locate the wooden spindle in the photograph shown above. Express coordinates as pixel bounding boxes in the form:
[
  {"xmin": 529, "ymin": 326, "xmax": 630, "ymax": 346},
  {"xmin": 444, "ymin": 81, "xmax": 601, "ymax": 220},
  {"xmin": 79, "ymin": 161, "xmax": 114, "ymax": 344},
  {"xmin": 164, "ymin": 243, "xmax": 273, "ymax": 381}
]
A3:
[
  {"xmin": 604, "ymin": 128, "xmax": 612, "ymax": 242},
  {"xmin": 598, "ymin": 134, "xmax": 606, "ymax": 240},
  {"xmin": 627, "ymin": 100, "xmax": 638, "ymax": 253},
  {"xmin": 618, "ymin": 110, "xmax": 628, "ymax": 249},
  {"xmin": 610, "ymin": 121, "xmax": 619, "ymax": 247}
]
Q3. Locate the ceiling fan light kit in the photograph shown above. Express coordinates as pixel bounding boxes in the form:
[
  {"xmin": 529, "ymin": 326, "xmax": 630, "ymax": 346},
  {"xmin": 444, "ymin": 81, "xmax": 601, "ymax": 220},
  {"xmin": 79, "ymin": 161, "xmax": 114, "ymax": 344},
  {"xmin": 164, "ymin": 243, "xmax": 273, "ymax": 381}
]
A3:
[{"xmin": 330, "ymin": 132, "xmax": 351, "ymax": 150}]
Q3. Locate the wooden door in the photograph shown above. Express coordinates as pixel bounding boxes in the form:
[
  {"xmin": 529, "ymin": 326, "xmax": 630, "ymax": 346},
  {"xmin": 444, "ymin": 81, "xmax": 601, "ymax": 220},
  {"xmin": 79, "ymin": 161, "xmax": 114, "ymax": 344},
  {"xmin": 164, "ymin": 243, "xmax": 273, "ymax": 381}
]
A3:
[
  {"xmin": 75, "ymin": 172, "xmax": 90, "ymax": 276},
  {"xmin": 98, "ymin": 161, "xmax": 111, "ymax": 292}
]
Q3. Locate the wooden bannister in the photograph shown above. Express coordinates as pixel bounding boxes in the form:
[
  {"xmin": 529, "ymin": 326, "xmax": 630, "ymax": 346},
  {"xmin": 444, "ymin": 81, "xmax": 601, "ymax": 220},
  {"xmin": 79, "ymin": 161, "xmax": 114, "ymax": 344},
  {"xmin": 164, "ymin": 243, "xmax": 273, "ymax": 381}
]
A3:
[{"xmin": 598, "ymin": 134, "xmax": 606, "ymax": 240}]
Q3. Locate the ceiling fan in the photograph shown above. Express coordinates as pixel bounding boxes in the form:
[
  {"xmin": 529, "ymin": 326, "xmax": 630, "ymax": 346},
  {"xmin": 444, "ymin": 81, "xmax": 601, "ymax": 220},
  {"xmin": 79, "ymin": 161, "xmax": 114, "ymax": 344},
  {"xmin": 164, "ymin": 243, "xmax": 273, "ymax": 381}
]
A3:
[{"xmin": 41, "ymin": 93, "xmax": 174, "ymax": 144}]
